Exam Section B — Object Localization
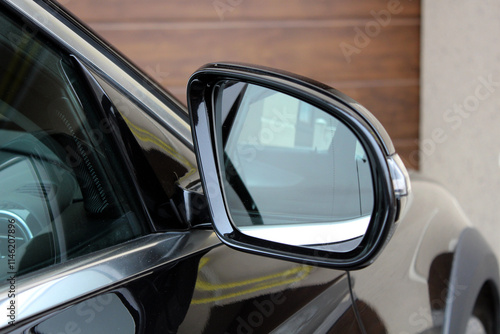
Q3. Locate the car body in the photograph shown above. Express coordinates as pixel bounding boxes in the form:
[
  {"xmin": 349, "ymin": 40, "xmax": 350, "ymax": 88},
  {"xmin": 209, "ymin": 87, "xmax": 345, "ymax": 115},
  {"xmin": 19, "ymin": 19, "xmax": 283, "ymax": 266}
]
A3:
[{"xmin": 0, "ymin": 1, "xmax": 498, "ymax": 333}]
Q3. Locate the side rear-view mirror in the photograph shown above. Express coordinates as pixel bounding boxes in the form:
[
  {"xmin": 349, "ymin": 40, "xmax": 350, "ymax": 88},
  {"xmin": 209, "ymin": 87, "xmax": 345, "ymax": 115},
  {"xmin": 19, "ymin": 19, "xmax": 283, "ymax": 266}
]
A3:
[{"xmin": 188, "ymin": 63, "xmax": 410, "ymax": 269}]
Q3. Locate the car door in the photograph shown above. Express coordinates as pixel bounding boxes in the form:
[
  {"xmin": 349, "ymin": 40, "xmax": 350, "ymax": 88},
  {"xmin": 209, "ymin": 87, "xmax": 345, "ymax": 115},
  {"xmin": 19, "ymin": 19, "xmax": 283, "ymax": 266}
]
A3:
[{"xmin": 0, "ymin": 1, "xmax": 365, "ymax": 333}]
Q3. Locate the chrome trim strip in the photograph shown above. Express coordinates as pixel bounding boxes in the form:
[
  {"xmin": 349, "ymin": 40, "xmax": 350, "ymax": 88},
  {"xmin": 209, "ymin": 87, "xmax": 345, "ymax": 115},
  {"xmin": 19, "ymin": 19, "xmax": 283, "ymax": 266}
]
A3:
[
  {"xmin": 6, "ymin": 0, "xmax": 193, "ymax": 147},
  {"xmin": 0, "ymin": 230, "xmax": 220, "ymax": 328},
  {"xmin": 387, "ymin": 154, "xmax": 411, "ymax": 198}
]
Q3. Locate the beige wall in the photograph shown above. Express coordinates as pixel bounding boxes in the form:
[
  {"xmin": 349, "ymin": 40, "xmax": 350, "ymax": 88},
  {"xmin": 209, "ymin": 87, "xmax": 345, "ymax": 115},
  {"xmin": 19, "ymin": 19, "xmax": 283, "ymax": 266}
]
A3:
[{"xmin": 421, "ymin": 1, "xmax": 500, "ymax": 257}]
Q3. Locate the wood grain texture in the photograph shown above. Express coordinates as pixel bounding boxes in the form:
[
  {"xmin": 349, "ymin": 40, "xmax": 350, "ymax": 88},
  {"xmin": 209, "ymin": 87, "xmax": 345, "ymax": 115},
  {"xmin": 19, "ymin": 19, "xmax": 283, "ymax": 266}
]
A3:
[
  {"xmin": 62, "ymin": 0, "xmax": 421, "ymax": 168},
  {"xmin": 62, "ymin": 0, "xmax": 420, "ymax": 22},
  {"xmin": 169, "ymin": 84, "xmax": 419, "ymax": 139},
  {"xmin": 89, "ymin": 24, "xmax": 420, "ymax": 85}
]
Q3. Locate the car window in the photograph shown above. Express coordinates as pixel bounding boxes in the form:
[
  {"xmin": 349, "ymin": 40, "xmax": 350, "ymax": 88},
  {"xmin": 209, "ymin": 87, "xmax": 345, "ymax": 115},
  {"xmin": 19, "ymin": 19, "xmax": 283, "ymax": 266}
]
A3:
[
  {"xmin": 90, "ymin": 74, "xmax": 198, "ymax": 200},
  {"xmin": 0, "ymin": 10, "xmax": 146, "ymax": 279}
]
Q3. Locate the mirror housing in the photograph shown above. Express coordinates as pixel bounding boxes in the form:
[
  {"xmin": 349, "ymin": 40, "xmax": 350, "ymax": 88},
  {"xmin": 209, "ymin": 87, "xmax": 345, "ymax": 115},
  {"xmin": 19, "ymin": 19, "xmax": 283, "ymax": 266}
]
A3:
[{"xmin": 188, "ymin": 63, "xmax": 410, "ymax": 269}]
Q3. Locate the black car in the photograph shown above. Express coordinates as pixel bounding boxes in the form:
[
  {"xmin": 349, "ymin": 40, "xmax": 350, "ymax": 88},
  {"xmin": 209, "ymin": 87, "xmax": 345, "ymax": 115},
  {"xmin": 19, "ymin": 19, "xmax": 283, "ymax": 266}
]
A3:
[{"xmin": 0, "ymin": 1, "xmax": 498, "ymax": 333}]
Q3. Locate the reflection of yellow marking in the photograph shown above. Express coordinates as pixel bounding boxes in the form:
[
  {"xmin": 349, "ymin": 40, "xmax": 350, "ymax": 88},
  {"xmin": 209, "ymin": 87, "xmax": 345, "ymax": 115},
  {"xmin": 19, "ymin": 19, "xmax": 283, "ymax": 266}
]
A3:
[
  {"xmin": 191, "ymin": 258, "xmax": 312, "ymax": 304},
  {"xmin": 120, "ymin": 114, "xmax": 196, "ymax": 178},
  {"xmin": 196, "ymin": 264, "xmax": 309, "ymax": 291},
  {"xmin": 198, "ymin": 257, "xmax": 210, "ymax": 269}
]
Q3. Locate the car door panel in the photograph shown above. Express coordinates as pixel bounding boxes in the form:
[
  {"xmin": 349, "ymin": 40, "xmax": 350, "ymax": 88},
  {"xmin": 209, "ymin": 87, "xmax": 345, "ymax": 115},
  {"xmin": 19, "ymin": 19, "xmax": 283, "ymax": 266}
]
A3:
[
  {"xmin": 9, "ymin": 237, "xmax": 362, "ymax": 334},
  {"xmin": 351, "ymin": 175, "xmax": 472, "ymax": 333},
  {"xmin": 178, "ymin": 245, "xmax": 356, "ymax": 333}
]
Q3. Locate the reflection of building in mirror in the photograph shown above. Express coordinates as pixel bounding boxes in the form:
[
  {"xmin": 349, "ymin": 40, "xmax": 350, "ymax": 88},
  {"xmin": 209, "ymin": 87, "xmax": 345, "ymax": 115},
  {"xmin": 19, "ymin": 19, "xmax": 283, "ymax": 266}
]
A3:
[
  {"xmin": 230, "ymin": 84, "xmax": 340, "ymax": 152},
  {"xmin": 217, "ymin": 81, "xmax": 374, "ymax": 251}
]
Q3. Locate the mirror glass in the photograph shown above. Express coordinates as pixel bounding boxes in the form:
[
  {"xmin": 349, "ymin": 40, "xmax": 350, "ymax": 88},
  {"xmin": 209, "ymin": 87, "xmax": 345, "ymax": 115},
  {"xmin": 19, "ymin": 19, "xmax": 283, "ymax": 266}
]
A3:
[{"xmin": 216, "ymin": 81, "xmax": 374, "ymax": 252}]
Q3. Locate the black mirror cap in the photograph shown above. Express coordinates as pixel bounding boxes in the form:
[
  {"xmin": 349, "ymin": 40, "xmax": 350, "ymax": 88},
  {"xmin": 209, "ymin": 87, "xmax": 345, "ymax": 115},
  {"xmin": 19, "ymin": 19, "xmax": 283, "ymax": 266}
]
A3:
[{"xmin": 187, "ymin": 62, "xmax": 410, "ymax": 270}]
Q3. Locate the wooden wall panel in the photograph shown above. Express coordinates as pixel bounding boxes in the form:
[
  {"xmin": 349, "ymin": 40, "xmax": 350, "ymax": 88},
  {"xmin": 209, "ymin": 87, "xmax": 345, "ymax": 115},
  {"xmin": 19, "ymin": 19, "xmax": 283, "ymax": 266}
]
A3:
[
  {"xmin": 63, "ymin": 0, "xmax": 421, "ymax": 168},
  {"xmin": 89, "ymin": 24, "xmax": 419, "ymax": 86},
  {"xmin": 62, "ymin": 0, "xmax": 420, "ymax": 22}
]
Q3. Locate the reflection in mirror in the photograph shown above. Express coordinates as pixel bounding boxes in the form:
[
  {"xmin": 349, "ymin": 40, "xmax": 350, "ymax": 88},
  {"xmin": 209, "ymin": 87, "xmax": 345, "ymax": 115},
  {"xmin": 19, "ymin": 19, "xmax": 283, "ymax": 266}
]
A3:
[{"xmin": 217, "ymin": 81, "xmax": 374, "ymax": 252}]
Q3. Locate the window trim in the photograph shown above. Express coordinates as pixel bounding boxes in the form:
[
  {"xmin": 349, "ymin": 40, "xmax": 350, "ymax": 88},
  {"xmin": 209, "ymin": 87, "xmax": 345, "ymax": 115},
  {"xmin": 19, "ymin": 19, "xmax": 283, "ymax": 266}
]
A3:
[
  {"xmin": 4, "ymin": 0, "xmax": 193, "ymax": 149},
  {"xmin": 0, "ymin": 230, "xmax": 220, "ymax": 329}
]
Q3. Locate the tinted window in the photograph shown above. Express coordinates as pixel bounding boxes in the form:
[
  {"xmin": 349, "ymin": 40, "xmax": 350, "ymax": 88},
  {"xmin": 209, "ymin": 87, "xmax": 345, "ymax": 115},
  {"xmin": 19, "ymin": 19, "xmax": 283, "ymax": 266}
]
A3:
[{"xmin": 0, "ymin": 11, "xmax": 145, "ymax": 279}]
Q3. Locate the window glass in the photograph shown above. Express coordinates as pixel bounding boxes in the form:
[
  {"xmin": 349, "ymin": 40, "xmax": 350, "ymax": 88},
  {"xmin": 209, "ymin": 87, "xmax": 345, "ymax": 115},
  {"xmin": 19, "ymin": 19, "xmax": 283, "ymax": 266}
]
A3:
[{"xmin": 0, "ymin": 10, "xmax": 145, "ymax": 279}]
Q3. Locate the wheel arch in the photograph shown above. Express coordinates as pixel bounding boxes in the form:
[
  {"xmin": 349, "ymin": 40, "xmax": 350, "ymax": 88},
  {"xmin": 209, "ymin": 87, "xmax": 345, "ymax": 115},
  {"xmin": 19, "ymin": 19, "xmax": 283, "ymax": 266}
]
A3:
[{"xmin": 443, "ymin": 227, "xmax": 500, "ymax": 333}]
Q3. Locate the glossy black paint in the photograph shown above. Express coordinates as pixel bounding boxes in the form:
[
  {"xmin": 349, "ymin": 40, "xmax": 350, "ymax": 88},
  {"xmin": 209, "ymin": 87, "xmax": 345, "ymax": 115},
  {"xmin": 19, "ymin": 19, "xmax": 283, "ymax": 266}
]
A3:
[
  {"xmin": 73, "ymin": 57, "xmax": 193, "ymax": 230},
  {"xmin": 188, "ymin": 63, "xmax": 399, "ymax": 269},
  {"xmin": 71, "ymin": 55, "xmax": 157, "ymax": 231},
  {"xmin": 12, "ymin": 246, "xmax": 363, "ymax": 334}
]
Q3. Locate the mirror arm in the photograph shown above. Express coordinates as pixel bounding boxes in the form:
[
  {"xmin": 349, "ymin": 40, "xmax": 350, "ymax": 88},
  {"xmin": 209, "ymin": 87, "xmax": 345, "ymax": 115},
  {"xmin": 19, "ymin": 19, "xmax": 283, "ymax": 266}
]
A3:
[{"xmin": 172, "ymin": 182, "xmax": 212, "ymax": 228}]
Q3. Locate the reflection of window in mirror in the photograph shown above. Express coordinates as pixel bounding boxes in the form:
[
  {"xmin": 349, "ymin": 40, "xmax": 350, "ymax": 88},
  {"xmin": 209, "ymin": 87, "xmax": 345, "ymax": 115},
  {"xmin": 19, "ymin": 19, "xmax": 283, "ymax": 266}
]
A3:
[
  {"xmin": 236, "ymin": 87, "xmax": 299, "ymax": 149},
  {"xmin": 233, "ymin": 87, "xmax": 339, "ymax": 152}
]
